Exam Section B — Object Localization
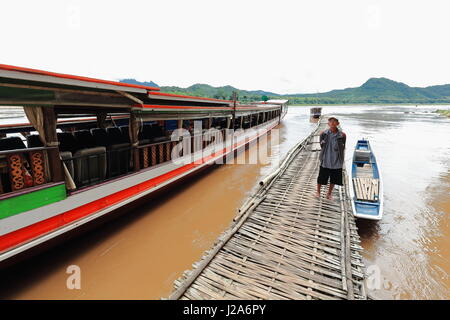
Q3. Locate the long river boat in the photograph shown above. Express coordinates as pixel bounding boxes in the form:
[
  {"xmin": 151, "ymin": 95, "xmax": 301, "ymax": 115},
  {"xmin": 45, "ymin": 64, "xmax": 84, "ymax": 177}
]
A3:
[{"xmin": 0, "ymin": 64, "xmax": 287, "ymax": 266}]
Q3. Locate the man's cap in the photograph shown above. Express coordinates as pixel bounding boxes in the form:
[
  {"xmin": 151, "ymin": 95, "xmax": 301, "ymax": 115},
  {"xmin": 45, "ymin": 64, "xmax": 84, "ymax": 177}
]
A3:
[{"xmin": 328, "ymin": 117, "xmax": 339, "ymax": 122}]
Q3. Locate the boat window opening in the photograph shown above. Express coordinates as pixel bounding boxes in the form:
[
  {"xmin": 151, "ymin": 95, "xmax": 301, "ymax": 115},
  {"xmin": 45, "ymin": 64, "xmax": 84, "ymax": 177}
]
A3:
[
  {"xmin": 211, "ymin": 117, "xmax": 227, "ymax": 130},
  {"xmin": 1, "ymin": 104, "xmax": 284, "ymax": 195},
  {"xmin": 239, "ymin": 116, "xmax": 244, "ymax": 129},
  {"xmin": 53, "ymin": 114, "xmax": 224, "ymax": 192},
  {"xmin": 243, "ymin": 116, "xmax": 251, "ymax": 129}
]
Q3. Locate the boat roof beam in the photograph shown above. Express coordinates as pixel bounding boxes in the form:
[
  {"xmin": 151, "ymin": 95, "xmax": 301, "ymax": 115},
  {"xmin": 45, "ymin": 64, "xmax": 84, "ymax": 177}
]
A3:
[
  {"xmin": 135, "ymin": 111, "xmax": 232, "ymax": 121},
  {"xmin": 116, "ymin": 90, "xmax": 144, "ymax": 105}
]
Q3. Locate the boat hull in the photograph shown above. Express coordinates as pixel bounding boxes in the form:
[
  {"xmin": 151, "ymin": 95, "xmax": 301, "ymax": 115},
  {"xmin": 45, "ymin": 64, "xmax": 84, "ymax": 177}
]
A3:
[
  {"xmin": 349, "ymin": 140, "xmax": 383, "ymax": 221},
  {"xmin": 0, "ymin": 119, "xmax": 281, "ymax": 265}
]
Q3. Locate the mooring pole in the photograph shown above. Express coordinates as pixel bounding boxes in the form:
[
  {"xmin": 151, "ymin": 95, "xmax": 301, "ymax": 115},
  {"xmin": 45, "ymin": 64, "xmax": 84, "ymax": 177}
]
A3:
[
  {"xmin": 231, "ymin": 91, "xmax": 237, "ymax": 129},
  {"xmin": 230, "ymin": 91, "xmax": 238, "ymax": 159}
]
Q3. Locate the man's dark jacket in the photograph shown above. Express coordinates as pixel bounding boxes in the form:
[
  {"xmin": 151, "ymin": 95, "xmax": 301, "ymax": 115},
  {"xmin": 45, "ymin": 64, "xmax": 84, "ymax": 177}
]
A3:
[{"xmin": 319, "ymin": 129, "xmax": 346, "ymax": 166}]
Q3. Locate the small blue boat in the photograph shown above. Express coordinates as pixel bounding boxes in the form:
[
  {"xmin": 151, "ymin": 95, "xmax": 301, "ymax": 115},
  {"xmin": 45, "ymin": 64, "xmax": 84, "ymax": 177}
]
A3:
[{"xmin": 349, "ymin": 139, "xmax": 383, "ymax": 220}]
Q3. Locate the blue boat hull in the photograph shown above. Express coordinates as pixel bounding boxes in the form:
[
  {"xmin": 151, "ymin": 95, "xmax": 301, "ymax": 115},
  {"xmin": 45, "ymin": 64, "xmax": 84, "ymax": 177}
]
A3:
[{"xmin": 349, "ymin": 139, "xmax": 383, "ymax": 220}]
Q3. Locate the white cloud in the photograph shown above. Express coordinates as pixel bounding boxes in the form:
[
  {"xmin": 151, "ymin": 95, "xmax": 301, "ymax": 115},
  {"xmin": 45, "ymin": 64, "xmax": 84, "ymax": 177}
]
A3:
[{"xmin": 1, "ymin": 0, "xmax": 449, "ymax": 94}]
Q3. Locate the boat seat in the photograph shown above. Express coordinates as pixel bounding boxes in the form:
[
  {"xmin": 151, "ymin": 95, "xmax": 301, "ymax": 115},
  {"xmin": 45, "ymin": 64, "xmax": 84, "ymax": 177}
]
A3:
[
  {"xmin": 73, "ymin": 146, "xmax": 107, "ymax": 187},
  {"xmin": 105, "ymin": 127, "xmax": 131, "ymax": 176},
  {"xmin": 138, "ymin": 124, "xmax": 152, "ymax": 145},
  {"xmin": 91, "ymin": 128, "xmax": 112, "ymax": 148},
  {"xmin": 26, "ymin": 134, "xmax": 44, "ymax": 148},
  {"xmin": 354, "ymin": 149, "xmax": 371, "ymax": 162},
  {"xmin": 108, "ymin": 143, "xmax": 131, "ymax": 177},
  {"xmin": 27, "ymin": 134, "xmax": 76, "ymax": 182},
  {"xmin": 73, "ymin": 130, "xmax": 96, "ymax": 151},
  {"xmin": 150, "ymin": 125, "xmax": 166, "ymax": 142},
  {"xmin": 106, "ymin": 127, "xmax": 129, "ymax": 145},
  {"xmin": 152, "ymin": 124, "xmax": 164, "ymax": 136},
  {"xmin": 119, "ymin": 126, "xmax": 131, "ymax": 144},
  {"xmin": 140, "ymin": 124, "xmax": 152, "ymax": 138},
  {"xmin": 57, "ymin": 133, "xmax": 78, "ymax": 182},
  {"xmin": 0, "ymin": 136, "xmax": 27, "ymax": 151},
  {"xmin": 58, "ymin": 132, "xmax": 78, "ymax": 154}
]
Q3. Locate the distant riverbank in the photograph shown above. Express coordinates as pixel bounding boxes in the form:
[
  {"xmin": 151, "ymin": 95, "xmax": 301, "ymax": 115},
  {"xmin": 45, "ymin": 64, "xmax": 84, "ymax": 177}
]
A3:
[
  {"xmin": 122, "ymin": 77, "xmax": 450, "ymax": 106},
  {"xmin": 289, "ymin": 104, "xmax": 450, "ymax": 107},
  {"xmin": 437, "ymin": 109, "xmax": 450, "ymax": 117}
]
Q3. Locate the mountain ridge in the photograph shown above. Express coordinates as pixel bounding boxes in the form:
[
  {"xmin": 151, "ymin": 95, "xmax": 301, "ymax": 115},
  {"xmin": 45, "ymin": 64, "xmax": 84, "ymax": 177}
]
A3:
[{"xmin": 120, "ymin": 77, "xmax": 450, "ymax": 104}]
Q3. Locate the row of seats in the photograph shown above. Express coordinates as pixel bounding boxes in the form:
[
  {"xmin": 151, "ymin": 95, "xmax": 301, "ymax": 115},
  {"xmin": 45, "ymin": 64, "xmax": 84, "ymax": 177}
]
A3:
[
  {"xmin": 26, "ymin": 127, "xmax": 133, "ymax": 187},
  {"xmin": 27, "ymin": 124, "xmax": 165, "ymax": 188},
  {"xmin": 0, "ymin": 136, "xmax": 26, "ymax": 151},
  {"xmin": 22, "ymin": 127, "xmax": 129, "ymax": 154},
  {"xmin": 1, "ymin": 122, "xmax": 183, "ymax": 191},
  {"xmin": 0, "ymin": 115, "xmax": 281, "ymax": 154},
  {"xmin": 139, "ymin": 124, "xmax": 166, "ymax": 144},
  {"xmin": 25, "ymin": 124, "xmax": 164, "ymax": 151}
]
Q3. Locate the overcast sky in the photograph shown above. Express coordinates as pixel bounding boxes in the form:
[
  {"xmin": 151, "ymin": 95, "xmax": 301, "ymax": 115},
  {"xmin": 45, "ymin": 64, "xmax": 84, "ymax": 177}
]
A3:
[{"xmin": 1, "ymin": 0, "xmax": 450, "ymax": 94}]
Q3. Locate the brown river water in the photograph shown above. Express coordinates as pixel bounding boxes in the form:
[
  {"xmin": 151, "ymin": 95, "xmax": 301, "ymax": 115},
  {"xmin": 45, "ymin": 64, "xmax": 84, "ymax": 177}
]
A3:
[{"xmin": 0, "ymin": 105, "xmax": 449, "ymax": 300}]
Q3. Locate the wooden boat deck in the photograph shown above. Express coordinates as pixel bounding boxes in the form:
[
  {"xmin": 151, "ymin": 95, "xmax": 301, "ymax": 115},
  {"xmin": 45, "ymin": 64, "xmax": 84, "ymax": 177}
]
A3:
[{"xmin": 168, "ymin": 118, "xmax": 366, "ymax": 300}]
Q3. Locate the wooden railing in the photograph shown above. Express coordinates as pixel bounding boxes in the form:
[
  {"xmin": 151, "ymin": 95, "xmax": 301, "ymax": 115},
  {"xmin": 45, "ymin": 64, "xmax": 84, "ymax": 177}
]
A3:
[
  {"xmin": 138, "ymin": 140, "xmax": 177, "ymax": 169},
  {"xmin": 137, "ymin": 129, "xmax": 229, "ymax": 169},
  {"xmin": 0, "ymin": 147, "xmax": 56, "ymax": 195}
]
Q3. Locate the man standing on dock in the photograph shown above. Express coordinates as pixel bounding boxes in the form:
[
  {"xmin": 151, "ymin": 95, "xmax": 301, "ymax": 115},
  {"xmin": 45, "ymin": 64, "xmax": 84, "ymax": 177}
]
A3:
[{"xmin": 316, "ymin": 117, "xmax": 346, "ymax": 200}]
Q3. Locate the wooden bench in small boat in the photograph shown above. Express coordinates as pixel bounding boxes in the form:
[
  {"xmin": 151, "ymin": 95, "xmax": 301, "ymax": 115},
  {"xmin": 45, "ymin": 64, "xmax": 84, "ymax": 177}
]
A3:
[
  {"xmin": 355, "ymin": 163, "xmax": 373, "ymax": 177},
  {"xmin": 353, "ymin": 177, "xmax": 379, "ymax": 202}
]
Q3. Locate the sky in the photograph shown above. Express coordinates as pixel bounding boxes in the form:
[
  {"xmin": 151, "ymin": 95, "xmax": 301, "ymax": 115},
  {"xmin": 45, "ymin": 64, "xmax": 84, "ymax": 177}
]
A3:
[{"xmin": 1, "ymin": 0, "xmax": 450, "ymax": 94}]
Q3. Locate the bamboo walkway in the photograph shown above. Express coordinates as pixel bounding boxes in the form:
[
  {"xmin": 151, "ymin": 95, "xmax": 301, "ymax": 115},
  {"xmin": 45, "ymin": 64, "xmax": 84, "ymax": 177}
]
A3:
[{"xmin": 168, "ymin": 117, "xmax": 366, "ymax": 300}]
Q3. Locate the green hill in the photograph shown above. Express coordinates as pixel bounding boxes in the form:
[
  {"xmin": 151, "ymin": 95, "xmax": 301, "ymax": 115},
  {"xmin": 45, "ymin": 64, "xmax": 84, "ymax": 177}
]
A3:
[
  {"xmin": 287, "ymin": 78, "xmax": 450, "ymax": 104},
  {"xmin": 120, "ymin": 78, "xmax": 159, "ymax": 88},
  {"xmin": 120, "ymin": 79, "xmax": 277, "ymax": 102},
  {"xmin": 155, "ymin": 83, "xmax": 277, "ymax": 101},
  {"xmin": 120, "ymin": 77, "xmax": 450, "ymax": 104}
]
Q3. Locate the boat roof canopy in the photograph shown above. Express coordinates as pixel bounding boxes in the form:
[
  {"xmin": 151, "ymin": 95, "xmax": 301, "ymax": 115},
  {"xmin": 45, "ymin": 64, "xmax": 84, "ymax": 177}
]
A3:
[
  {"xmin": 0, "ymin": 64, "xmax": 232, "ymax": 111},
  {"xmin": 132, "ymin": 103, "xmax": 283, "ymax": 120},
  {"xmin": 148, "ymin": 91, "xmax": 232, "ymax": 106},
  {"xmin": 0, "ymin": 64, "xmax": 286, "ymax": 117},
  {"xmin": 265, "ymin": 99, "xmax": 288, "ymax": 105},
  {"xmin": 0, "ymin": 64, "xmax": 160, "ymax": 93}
]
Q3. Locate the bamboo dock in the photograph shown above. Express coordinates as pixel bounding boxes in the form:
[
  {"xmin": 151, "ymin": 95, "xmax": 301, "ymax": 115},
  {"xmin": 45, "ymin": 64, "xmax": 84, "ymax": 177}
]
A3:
[{"xmin": 168, "ymin": 117, "xmax": 366, "ymax": 300}]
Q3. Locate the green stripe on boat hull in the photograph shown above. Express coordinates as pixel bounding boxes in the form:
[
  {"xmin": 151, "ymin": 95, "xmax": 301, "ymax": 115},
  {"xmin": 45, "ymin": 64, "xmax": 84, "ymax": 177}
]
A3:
[{"xmin": 0, "ymin": 184, "xmax": 66, "ymax": 219}]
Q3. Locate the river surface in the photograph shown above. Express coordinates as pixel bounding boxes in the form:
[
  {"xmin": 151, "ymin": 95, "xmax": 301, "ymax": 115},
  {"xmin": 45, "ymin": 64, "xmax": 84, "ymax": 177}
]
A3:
[{"xmin": 0, "ymin": 105, "xmax": 449, "ymax": 299}]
